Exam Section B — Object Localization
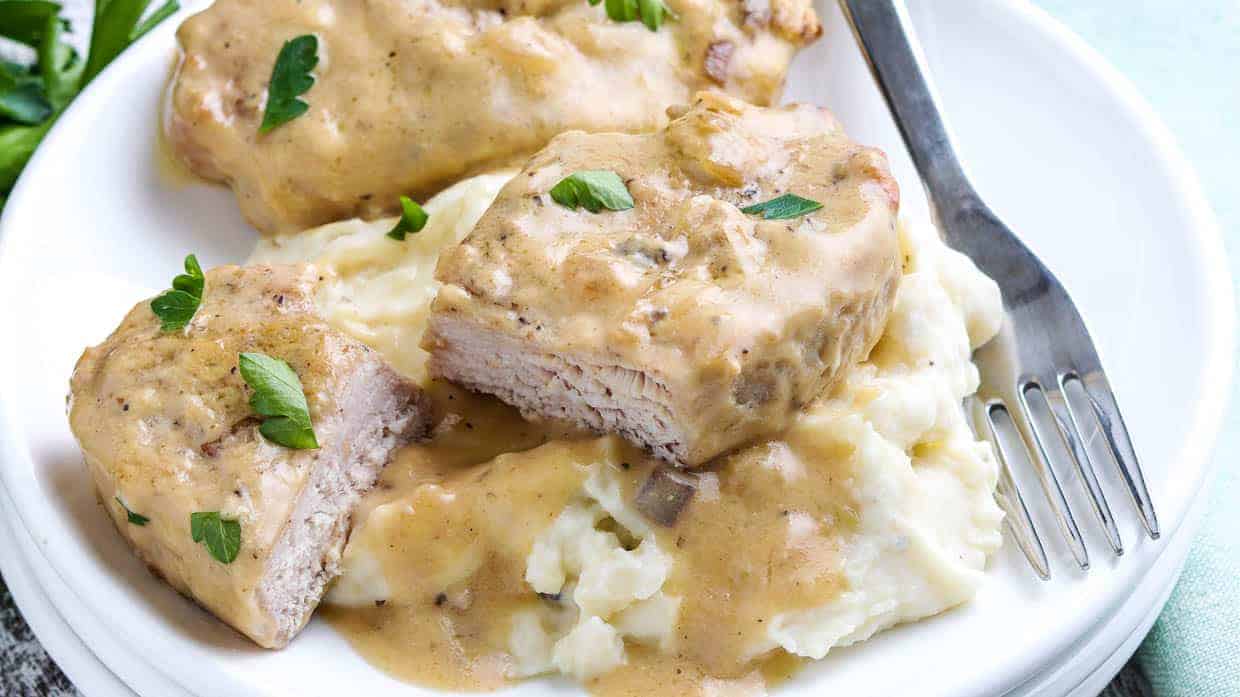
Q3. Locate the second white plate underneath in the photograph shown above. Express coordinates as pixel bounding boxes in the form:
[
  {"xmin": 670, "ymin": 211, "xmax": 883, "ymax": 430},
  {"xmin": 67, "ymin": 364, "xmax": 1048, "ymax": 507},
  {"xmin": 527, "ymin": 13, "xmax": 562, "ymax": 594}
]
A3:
[{"xmin": 0, "ymin": 483, "xmax": 195, "ymax": 697}]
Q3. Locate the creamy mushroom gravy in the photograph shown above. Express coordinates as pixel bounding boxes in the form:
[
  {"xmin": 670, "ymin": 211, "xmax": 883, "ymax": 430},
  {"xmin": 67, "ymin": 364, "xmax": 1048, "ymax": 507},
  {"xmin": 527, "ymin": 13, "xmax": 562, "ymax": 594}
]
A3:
[
  {"xmin": 170, "ymin": 0, "xmax": 822, "ymax": 235},
  {"xmin": 322, "ymin": 382, "xmax": 856, "ymax": 694},
  {"xmin": 427, "ymin": 92, "xmax": 902, "ymax": 466},
  {"xmin": 321, "ymin": 383, "xmax": 591, "ymax": 691},
  {"xmin": 250, "ymin": 172, "xmax": 1006, "ymax": 695}
]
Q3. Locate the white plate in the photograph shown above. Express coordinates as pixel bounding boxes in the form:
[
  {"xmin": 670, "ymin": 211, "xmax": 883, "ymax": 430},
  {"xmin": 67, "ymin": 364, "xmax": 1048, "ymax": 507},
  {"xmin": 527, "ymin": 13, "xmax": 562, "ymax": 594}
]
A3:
[
  {"xmin": 0, "ymin": 488, "xmax": 136, "ymax": 697},
  {"xmin": 0, "ymin": 481, "xmax": 198, "ymax": 697},
  {"xmin": 0, "ymin": 1, "xmax": 1232, "ymax": 696}
]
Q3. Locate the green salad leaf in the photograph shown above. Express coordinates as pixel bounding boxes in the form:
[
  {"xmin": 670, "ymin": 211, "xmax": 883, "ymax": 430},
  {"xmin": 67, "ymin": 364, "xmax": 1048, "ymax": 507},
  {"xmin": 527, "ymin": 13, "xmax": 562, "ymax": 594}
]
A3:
[
  {"xmin": 190, "ymin": 511, "xmax": 241, "ymax": 564},
  {"xmin": 259, "ymin": 34, "xmax": 318, "ymax": 134},
  {"xmin": 0, "ymin": 1, "xmax": 65, "ymax": 47},
  {"xmin": 0, "ymin": 0, "xmax": 179, "ymax": 212},
  {"xmin": 83, "ymin": 0, "xmax": 180, "ymax": 84},
  {"xmin": 387, "ymin": 195, "xmax": 429, "ymax": 240},
  {"xmin": 37, "ymin": 9, "xmax": 83, "ymax": 108},
  {"xmin": 740, "ymin": 193, "xmax": 823, "ymax": 220},
  {"xmin": 0, "ymin": 122, "xmax": 49, "ymax": 191},
  {"xmin": 115, "ymin": 497, "xmax": 149, "ymax": 526},
  {"xmin": 549, "ymin": 170, "xmax": 634, "ymax": 213},
  {"xmin": 237, "ymin": 352, "xmax": 319, "ymax": 450},
  {"xmin": 150, "ymin": 253, "xmax": 204, "ymax": 332},
  {"xmin": 0, "ymin": 62, "xmax": 53, "ymax": 124},
  {"xmin": 129, "ymin": 0, "xmax": 179, "ymax": 42}
]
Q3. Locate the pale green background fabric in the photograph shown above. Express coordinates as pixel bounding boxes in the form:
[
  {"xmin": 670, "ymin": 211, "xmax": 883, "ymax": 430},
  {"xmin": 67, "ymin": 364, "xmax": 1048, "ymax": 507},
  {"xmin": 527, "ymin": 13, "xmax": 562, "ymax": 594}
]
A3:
[{"xmin": 1029, "ymin": 2, "xmax": 1240, "ymax": 695}]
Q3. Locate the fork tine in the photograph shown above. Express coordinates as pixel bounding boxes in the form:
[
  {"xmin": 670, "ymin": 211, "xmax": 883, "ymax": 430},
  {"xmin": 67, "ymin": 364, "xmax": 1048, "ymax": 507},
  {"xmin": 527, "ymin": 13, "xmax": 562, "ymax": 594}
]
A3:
[
  {"xmin": 1077, "ymin": 371, "xmax": 1161, "ymax": 539},
  {"xmin": 1045, "ymin": 383, "xmax": 1123, "ymax": 555},
  {"xmin": 984, "ymin": 401, "xmax": 1051, "ymax": 580},
  {"xmin": 1017, "ymin": 382, "xmax": 1090, "ymax": 569}
]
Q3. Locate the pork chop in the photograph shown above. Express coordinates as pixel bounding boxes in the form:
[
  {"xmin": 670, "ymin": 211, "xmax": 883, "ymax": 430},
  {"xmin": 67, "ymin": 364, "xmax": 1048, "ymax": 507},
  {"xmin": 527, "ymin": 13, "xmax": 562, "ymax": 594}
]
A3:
[
  {"xmin": 425, "ymin": 91, "xmax": 902, "ymax": 466},
  {"xmin": 69, "ymin": 264, "xmax": 431, "ymax": 647},
  {"xmin": 168, "ymin": 0, "xmax": 821, "ymax": 235}
]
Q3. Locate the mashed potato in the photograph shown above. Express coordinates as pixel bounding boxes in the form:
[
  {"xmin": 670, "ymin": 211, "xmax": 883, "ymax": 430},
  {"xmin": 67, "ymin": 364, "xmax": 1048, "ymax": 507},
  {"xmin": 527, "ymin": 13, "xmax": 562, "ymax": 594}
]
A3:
[
  {"xmin": 250, "ymin": 172, "xmax": 514, "ymax": 381},
  {"xmin": 251, "ymin": 174, "xmax": 1005, "ymax": 692}
]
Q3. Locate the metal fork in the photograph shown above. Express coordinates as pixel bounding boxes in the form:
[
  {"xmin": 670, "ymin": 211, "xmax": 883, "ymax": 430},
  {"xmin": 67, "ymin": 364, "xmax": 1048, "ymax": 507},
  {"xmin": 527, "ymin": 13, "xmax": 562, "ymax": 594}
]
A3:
[{"xmin": 839, "ymin": 0, "xmax": 1159, "ymax": 579}]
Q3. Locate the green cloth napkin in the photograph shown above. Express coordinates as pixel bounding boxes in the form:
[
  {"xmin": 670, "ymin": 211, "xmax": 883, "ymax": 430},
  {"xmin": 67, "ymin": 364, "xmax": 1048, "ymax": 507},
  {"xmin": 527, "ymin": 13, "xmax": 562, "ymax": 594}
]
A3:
[{"xmin": 1136, "ymin": 457, "xmax": 1240, "ymax": 696}]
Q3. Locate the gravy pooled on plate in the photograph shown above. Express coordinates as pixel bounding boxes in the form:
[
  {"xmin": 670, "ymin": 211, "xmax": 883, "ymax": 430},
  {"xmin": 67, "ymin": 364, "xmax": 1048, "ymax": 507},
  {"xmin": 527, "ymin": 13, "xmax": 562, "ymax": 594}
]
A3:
[{"xmin": 323, "ymin": 386, "xmax": 857, "ymax": 695}]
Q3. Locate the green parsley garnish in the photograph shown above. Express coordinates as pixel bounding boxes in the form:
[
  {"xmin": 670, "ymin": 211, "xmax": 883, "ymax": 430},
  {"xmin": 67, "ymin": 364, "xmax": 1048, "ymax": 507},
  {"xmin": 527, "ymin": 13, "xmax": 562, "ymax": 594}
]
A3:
[
  {"xmin": 387, "ymin": 195, "xmax": 429, "ymax": 240},
  {"xmin": 259, "ymin": 34, "xmax": 318, "ymax": 134},
  {"xmin": 589, "ymin": 0, "xmax": 671, "ymax": 30},
  {"xmin": 237, "ymin": 352, "xmax": 319, "ymax": 450},
  {"xmin": 115, "ymin": 497, "xmax": 149, "ymax": 526},
  {"xmin": 1, "ymin": 0, "xmax": 180, "ymax": 210},
  {"xmin": 190, "ymin": 511, "xmax": 240, "ymax": 564},
  {"xmin": 740, "ymin": 193, "xmax": 823, "ymax": 220},
  {"xmin": 549, "ymin": 170, "xmax": 634, "ymax": 213},
  {"xmin": 601, "ymin": 0, "xmax": 636, "ymax": 22},
  {"xmin": 636, "ymin": 0, "xmax": 670, "ymax": 30},
  {"xmin": 150, "ymin": 253, "xmax": 205, "ymax": 332}
]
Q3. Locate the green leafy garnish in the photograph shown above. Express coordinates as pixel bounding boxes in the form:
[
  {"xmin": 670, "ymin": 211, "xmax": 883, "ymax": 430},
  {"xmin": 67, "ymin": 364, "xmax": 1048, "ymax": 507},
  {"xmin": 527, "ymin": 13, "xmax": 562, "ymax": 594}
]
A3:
[
  {"xmin": 115, "ymin": 497, "xmax": 149, "ymax": 526},
  {"xmin": 0, "ymin": 0, "xmax": 179, "ymax": 212},
  {"xmin": 0, "ymin": 62, "xmax": 53, "ymax": 124},
  {"xmin": 0, "ymin": 1, "xmax": 66, "ymax": 46},
  {"xmin": 549, "ymin": 170, "xmax": 634, "ymax": 213},
  {"xmin": 589, "ymin": 0, "xmax": 671, "ymax": 31},
  {"xmin": 386, "ymin": 195, "xmax": 429, "ymax": 241},
  {"xmin": 190, "ymin": 511, "xmax": 240, "ymax": 564},
  {"xmin": 171, "ymin": 253, "xmax": 205, "ymax": 296},
  {"xmin": 150, "ymin": 254, "xmax": 205, "ymax": 332},
  {"xmin": 129, "ymin": 0, "xmax": 179, "ymax": 42},
  {"xmin": 601, "ymin": 0, "xmax": 635, "ymax": 21},
  {"xmin": 0, "ymin": 122, "xmax": 50, "ymax": 191},
  {"xmin": 237, "ymin": 352, "xmax": 319, "ymax": 450},
  {"xmin": 259, "ymin": 34, "xmax": 318, "ymax": 134},
  {"xmin": 83, "ymin": 0, "xmax": 180, "ymax": 84},
  {"xmin": 740, "ymin": 193, "xmax": 823, "ymax": 220},
  {"xmin": 37, "ymin": 9, "xmax": 84, "ymax": 108},
  {"xmin": 635, "ymin": 0, "xmax": 668, "ymax": 30}
]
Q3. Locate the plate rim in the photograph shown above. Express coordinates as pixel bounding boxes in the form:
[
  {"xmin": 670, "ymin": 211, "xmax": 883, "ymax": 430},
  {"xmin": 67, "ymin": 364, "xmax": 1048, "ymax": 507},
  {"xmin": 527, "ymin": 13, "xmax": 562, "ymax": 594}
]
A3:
[
  {"xmin": 0, "ymin": 482, "xmax": 204, "ymax": 697},
  {"xmin": 997, "ymin": 0, "xmax": 1236, "ymax": 554},
  {"xmin": 0, "ymin": 487, "xmax": 136, "ymax": 697},
  {"xmin": 934, "ymin": 2, "xmax": 1236, "ymax": 694},
  {"xmin": 0, "ymin": 2, "xmax": 1233, "ymax": 696}
]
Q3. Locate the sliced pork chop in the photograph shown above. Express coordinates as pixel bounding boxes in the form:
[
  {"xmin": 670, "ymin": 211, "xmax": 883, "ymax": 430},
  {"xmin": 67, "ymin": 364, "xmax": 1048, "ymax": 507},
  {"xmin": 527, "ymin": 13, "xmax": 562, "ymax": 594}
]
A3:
[
  {"xmin": 426, "ymin": 91, "xmax": 902, "ymax": 466},
  {"xmin": 169, "ymin": 0, "xmax": 821, "ymax": 235},
  {"xmin": 69, "ymin": 264, "xmax": 431, "ymax": 648}
]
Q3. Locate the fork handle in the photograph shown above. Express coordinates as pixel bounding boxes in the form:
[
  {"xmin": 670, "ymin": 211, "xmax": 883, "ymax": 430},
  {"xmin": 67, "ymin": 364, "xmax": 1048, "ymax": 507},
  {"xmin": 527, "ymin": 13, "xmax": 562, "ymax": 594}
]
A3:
[{"xmin": 837, "ymin": 0, "xmax": 978, "ymax": 215}]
